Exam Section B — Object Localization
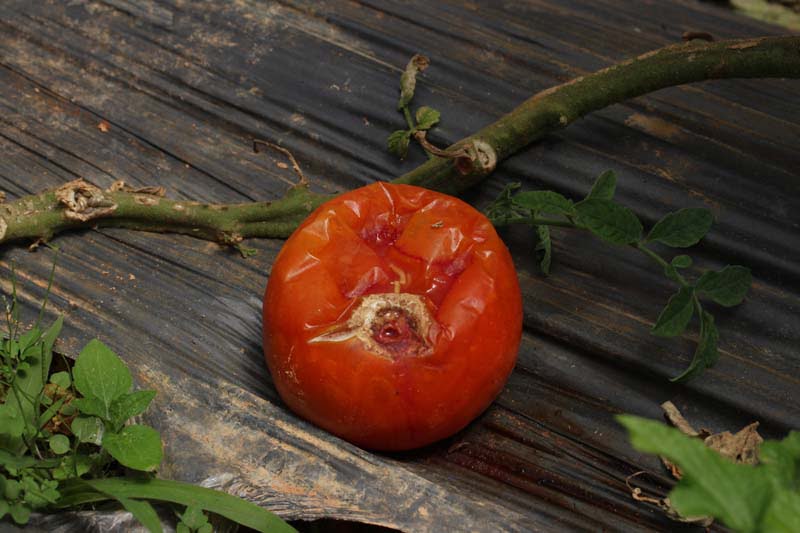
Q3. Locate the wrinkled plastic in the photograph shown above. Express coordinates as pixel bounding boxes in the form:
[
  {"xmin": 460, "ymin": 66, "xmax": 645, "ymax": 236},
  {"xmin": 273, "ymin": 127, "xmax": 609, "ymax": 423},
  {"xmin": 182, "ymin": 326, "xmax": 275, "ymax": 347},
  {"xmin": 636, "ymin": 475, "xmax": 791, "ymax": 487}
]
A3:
[{"xmin": 263, "ymin": 182, "xmax": 522, "ymax": 451}]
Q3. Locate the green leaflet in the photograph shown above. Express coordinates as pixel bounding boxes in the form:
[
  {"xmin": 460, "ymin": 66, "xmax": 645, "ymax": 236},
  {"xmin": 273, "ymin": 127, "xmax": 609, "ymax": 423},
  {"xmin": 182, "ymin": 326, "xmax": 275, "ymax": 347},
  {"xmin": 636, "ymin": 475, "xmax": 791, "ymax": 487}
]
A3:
[
  {"xmin": 102, "ymin": 425, "xmax": 163, "ymax": 472},
  {"xmin": 652, "ymin": 287, "xmax": 694, "ymax": 337},
  {"xmin": 415, "ymin": 106, "xmax": 440, "ymax": 130},
  {"xmin": 696, "ymin": 265, "xmax": 752, "ymax": 307},
  {"xmin": 575, "ymin": 199, "xmax": 643, "ymax": 245},
  {"xmin": 619, "ymin": 416, "xmax": 800, "ymax": 533},
  {"xmin": 397, "ymin": 54, "xmax": 429, "ymax": 110},
  {"xmin": 671, "ymin": 310, "xmax": 719, "ymax": 383},
  {"xmin": 586, "ymin": 169, "xmax": 617, "ymax": 201},
  {"xmin": 671, "ymin": 255, "xmax": 692, "ymax": 269},
  {"xmin": 513, "ymin": 190, "xmax": 575, "ymax": 216},
  {"xmin": 72, "ymin": 339, "xmax": 132, "ymax": 420},
  {"xmin": 535, "ymin": 225, "xmax": 552, "ymax": 275},
  {"xmin": 387, "ymin": 130, "xmax": 411, "ymax": 159},
  {"xmin": 647, "ymin": 208, "xmax": 713, "ymax": 248}
]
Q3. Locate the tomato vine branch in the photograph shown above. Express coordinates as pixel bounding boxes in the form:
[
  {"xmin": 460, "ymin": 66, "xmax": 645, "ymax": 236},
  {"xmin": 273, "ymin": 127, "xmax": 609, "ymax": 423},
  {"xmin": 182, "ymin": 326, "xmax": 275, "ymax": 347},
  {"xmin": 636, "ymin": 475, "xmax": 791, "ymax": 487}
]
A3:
[
  {"xmin": 485, "ymin": 174, "xmax": 749, "ymax": 382},
  {"xmin": 0, "ymin": 36, "xmax": 797, "ymax": 250}
]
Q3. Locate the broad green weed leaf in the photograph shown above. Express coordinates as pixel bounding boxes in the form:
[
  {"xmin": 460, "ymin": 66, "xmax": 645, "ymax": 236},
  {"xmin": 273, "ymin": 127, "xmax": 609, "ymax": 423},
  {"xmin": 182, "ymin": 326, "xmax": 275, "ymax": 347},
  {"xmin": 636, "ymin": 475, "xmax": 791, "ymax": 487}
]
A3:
[
  {"xmin": 21, "ymin": 477, "xmax": 59, "ymax": 507},
  {"xmin": 179, "ymin": 504, "xmax": 210, "ymax": 530},
  {"xmin": 48, "ymin": 434, "xmax": 70, "ymax": 455},
  {"xmin": 696, "ymin": 265, "xmax": 752, "ymax": 307},
  {"xmin": 575, "ymin": 199, "xmax": 643, "ymax": 245},
  {"xmin": 49, "ymin": 371, "xmax": 71, "ymax": 389},
  {"xmin": 762, "ymin": 491, "xmax": 800, "ymax": 533},
  {"xmin": 619, "ymin": 417, "xmax": 800, "ymax": 532},
  {"xmin": 0, "ymin": 450, "xmax": 35, "ymax": 470},
  {"xmin": 9, "ymin": 502, "xmax": 30, "ymax": 525},
  {"xmin": 103, "ymin": 425, "xmax": 162, "ymax": 472},
  {"xmin": 73, "ymin": 339, "xmax": 132, "ymax": 418},
  {"xmin": 116, "ymin": 497, "xmax": 163, "ymax": 533},
  {"xmin": 109, "ymin": 390, "xmax": 157, "ymax": 430},
  {"xmin": 71, "ymin": 416, "xmax": 104, "ymax": 445},
  {"xmin": 72, "ymin": 397, "xmax": 111, "ymax": 420},
  {"xmin": 0, "ymin": 403, "xmax": 25, "ymax": 437}
]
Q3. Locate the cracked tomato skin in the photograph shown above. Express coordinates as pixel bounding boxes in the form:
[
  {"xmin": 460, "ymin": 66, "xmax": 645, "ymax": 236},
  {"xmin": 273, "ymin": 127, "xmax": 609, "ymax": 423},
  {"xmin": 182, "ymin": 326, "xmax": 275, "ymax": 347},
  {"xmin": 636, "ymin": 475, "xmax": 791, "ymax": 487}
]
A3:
[{"xmin": 263, "ymin": 182, "xmax": 522, "ymax": 451}]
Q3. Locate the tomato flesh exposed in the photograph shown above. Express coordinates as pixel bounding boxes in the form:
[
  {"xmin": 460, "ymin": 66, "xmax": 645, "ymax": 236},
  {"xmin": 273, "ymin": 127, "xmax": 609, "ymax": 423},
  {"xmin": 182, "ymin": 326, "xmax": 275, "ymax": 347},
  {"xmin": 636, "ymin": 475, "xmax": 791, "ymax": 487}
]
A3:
[{"xmin": 263, "ymin": 182, "xmax": 522, "ymax": 451}]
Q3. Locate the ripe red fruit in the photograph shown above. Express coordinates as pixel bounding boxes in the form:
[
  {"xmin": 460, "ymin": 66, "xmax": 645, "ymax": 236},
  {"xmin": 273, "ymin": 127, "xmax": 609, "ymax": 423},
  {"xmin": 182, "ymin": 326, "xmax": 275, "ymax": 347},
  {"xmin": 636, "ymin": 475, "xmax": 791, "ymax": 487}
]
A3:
[{"xmin": 263, "ymin": 182, "xmax": 522, "ymax": 451}]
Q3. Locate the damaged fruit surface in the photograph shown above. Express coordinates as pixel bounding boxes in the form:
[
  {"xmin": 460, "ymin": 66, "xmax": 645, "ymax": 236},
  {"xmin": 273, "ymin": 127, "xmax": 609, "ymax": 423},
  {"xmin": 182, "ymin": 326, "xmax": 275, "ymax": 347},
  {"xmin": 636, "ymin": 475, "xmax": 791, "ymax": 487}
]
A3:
[{"xmin": 263, "ymin": 182, "xmax": 522, "ymax": 450}]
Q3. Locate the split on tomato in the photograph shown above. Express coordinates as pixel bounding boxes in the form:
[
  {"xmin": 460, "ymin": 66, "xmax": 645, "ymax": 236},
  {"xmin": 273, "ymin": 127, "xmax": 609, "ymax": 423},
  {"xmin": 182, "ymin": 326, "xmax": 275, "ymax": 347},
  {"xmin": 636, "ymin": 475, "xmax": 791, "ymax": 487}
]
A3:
[{"xmin": 263, "ymin": 182, "xmax": 523, "ymax": 451}]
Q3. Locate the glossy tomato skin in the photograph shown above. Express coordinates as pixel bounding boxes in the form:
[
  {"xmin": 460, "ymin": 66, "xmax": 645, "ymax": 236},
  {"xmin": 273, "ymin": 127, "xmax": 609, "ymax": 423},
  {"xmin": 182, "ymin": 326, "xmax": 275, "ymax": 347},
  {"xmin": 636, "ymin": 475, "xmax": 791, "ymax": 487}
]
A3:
[{"xmin": 263, "ymin": 182, "xmax": 522, "ymax": 451}]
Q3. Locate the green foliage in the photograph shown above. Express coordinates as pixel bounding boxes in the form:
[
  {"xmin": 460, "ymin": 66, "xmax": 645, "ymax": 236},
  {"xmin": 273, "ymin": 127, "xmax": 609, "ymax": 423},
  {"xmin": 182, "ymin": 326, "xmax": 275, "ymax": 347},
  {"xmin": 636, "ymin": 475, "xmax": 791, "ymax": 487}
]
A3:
[
  {"xmin": 387, "ymin": 130, "xmax": 412, "ymax": 159},
  {"xmin": 535, "ymin": 225, "xmax": 552, "ymax": 275},
  {"xmin": 619, "ymin": 416, "xmax": 800, "ymax": 532},
  {"xmin": 575, "ymin": 199, "xmax": 643, "ymax": 245},
  {"xmin": 586, "ymin": 169, "xmax": 617, "ymax": 200},
  {"xmin": 103, "ymin": 425, "xmax": 162, "ymax": 472},
  {"xmin": 388, "ymin": 55, "xmax": 446, "ymax": 160},
  {"xmin": 485, "ymin": 170, "xmax": 751, "ymax": 381},
  {"xmin": 397, "ymin": 54, "xmax": 428, "ymax": 110},
  {"xmin": 178, "ymin": 504, "xmax": 212, "ymax": 533},
  {"xmin": 646, "ymin": 208, "xmax": 713, "ymax": 247},
  {"xmin": 696, "ymin": 265, "xmax": 752, "ymax": 307},
  {"xmin": 671, "ymin": 310, "xmax": 719, "ymax": 383},
  {"xmin": 514, "ymin": 190, "xmax": 575, "ymax": 216},
  {"xmin": 57, "ymin": 478, "xmax": 296, "ymax": 533},
  {"xmin": 72, "ymin": 339, "xmax": 133, "ymax": 420},
  {"xmin": 651, "ymin": 286, "xmax": 694, "ymax": 337},
  {"xmin": 0, "ymin": 267, "xmax": 294, "ymax": 532},
  {"xmin": 415, "ymin": 106, "xmax": 440, "ymax": 130}
]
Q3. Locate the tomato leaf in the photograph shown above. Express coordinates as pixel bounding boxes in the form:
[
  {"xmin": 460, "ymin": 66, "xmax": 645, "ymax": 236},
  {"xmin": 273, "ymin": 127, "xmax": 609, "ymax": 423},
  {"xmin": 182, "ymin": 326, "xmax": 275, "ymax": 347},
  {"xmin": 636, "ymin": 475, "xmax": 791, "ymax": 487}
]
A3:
[
  {"xmin": 671, "ymin": 255, "xmax": 692, "ymax": 269},
  {"xmin": 513, "ymin": 191, "xmax": 575, "ymax": 216},
  {"xmin": 535, "ymin": 225, "xmax": 552, "ymax": 275},
  {"xmin": 387, "ymin": 130, "xmax": 412, "ymax": 159},
  {"xmin": 652, "ymin": 287, "xmax": 694, "ymax": 337},
  {"xmin": 575, "ymin": 199, "xmax": 643, "ymax": 245},
  {"xmin": 695, "ymin": 265, "xmax": 752, "ymax": 307},
  {"xmin": 647, "ymin": 208, "xmax": 713, "ymax": 248},
  {"xmin": 102, "ymin": 425, "xmax": 163, "ymax": 472},
  {"xmin": 415, "ymin": 106, "xmax": 440, "ymax": 130},
  {"xmin": 398, "ymin": 54, "xmax": 429, "ymax": 109},
  {"xmin": 671, "ymin": 310, "xmax": 718, "ymax": 383},
  {"xmin": 586, "ymin": 169, "xmax": 617, "ymax": 201}
]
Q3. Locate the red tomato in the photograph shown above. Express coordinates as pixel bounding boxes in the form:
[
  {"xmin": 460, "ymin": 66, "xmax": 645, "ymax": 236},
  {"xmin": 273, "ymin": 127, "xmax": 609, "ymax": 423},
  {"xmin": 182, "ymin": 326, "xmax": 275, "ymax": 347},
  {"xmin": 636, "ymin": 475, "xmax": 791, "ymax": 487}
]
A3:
[{"xmin": 263, "ymin": 182, "xmax": 522, "ymax": 451}]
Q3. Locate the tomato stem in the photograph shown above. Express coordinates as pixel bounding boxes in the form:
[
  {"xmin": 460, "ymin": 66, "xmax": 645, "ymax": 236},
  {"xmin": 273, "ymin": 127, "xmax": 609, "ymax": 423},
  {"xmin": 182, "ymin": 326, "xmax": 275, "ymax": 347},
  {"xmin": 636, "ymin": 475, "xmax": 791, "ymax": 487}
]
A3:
[{"xmin": 0, "ymin": 37, "xmax": 797, "ymax": 250}]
